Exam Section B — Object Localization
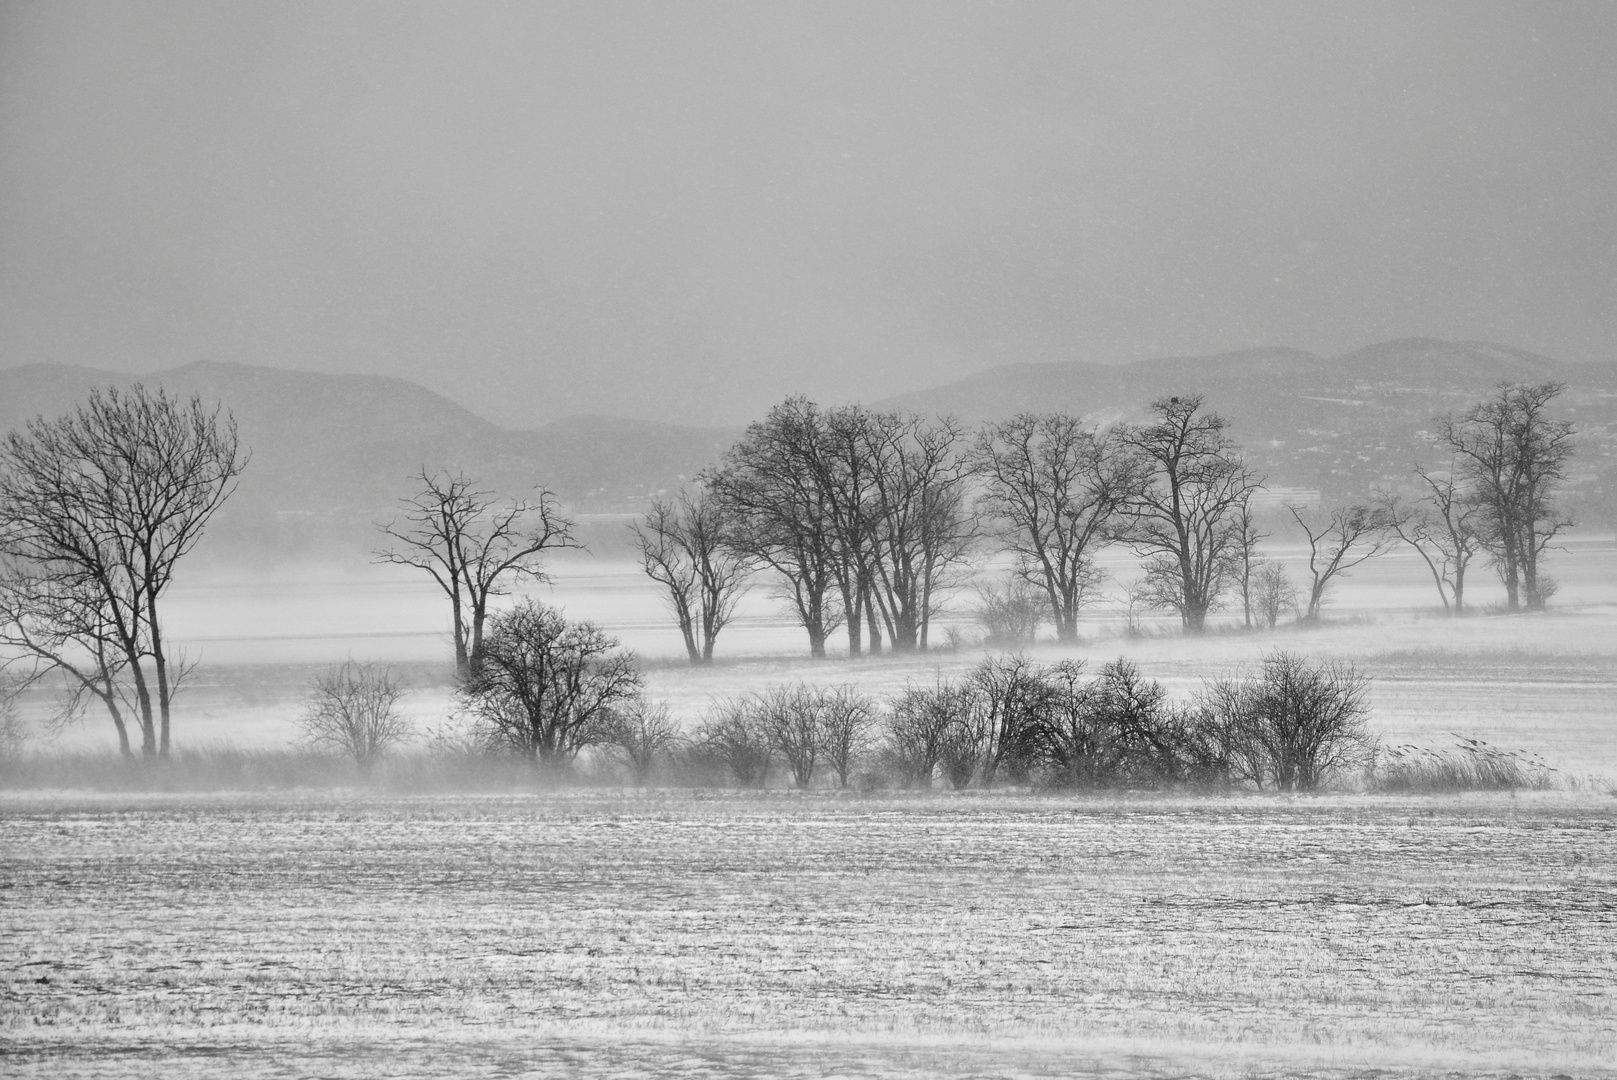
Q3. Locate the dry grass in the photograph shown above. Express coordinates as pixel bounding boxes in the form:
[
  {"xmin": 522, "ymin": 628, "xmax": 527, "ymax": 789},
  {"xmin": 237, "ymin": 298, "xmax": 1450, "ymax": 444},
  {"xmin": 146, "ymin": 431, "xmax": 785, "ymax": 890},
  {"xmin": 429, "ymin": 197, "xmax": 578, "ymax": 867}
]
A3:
[
  {"xmin": 1368, "ymin": 736, "xmax": 1564, "ymax": 793},
  {"xmin": 3, "ymin": 790, "xmax": 1615, "ymax": 1078}
]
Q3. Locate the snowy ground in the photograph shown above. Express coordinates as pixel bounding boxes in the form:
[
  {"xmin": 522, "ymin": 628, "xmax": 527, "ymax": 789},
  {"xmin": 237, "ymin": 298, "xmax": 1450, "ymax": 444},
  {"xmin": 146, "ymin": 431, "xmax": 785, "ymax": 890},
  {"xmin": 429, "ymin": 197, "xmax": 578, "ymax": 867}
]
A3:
[{"xmin": 3, "ymin": 790, "xmax": 1614, "ymax": 1078}]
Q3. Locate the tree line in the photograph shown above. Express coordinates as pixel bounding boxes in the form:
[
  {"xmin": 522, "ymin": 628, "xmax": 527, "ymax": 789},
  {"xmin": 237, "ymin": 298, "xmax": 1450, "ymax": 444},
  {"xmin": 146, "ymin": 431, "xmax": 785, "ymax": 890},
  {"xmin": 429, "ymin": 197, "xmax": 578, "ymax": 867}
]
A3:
[
  {"xmin": 0, "ymin": 377, "xmax": 1577, "ymax": 762},
  {"xmin": 633, "ymin": 382, "xmax": 1577, "ymax": 662}
]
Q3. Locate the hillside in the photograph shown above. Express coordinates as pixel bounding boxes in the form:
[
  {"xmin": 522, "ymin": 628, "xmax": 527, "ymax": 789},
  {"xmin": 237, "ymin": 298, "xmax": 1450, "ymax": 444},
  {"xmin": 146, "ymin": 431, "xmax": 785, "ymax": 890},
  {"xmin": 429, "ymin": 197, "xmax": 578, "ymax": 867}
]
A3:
[{"xmin": 880, "ymin": 338, "xmax": 1617, "ymax": 511}]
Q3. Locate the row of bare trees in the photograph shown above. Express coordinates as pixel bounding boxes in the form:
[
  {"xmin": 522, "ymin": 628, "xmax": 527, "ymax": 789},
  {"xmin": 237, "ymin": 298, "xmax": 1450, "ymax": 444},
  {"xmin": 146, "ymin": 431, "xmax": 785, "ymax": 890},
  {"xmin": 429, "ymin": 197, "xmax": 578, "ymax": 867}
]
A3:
[{"xmin": 631, "ymin": 381, "xmax": 1577, "ymax": 661}]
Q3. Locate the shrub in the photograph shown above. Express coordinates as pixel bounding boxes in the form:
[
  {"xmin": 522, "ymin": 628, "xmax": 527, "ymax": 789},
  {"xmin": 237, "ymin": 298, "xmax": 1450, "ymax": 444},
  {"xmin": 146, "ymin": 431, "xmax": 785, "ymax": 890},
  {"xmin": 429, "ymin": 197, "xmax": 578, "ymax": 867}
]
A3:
[
  {"xmin": 696, "ymin": 697, "xmax": 773, "ymax": 788},
  {"xmin": 882, "ymin": 678, "xmax": 978, "ymax": 789},
  {"xmin": 593, "ymin": 695, "xmax": 683, "ymax": 785},
  {"xmin": 296, "ymin": 661, "xmax": 411, "ymax": 772},
  {"xmin": 1198, "ymin": 651, "xmax": 1371, "ymax": 791},
  {"xmin": 816, "ymin": 685, "xmax": 877, "ymax": 790},
  {"xmin": 458, "ymin": 600, "xmax": 642, "ymax": 763},
  {"xmin": 754, "ymin": 683, "xmax": 822, "ymax": 788}
]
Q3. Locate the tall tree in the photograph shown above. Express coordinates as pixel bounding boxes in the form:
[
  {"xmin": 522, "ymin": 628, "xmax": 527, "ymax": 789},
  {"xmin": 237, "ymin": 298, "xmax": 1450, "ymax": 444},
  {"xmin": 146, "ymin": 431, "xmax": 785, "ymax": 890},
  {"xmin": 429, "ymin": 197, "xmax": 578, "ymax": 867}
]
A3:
[
  {"xmin": 0, "ymin": 386, "xmax": 244, "ymax": 758},
  {"xmin": 1286, "ymin": 502, "xmax": 1397, "ymax": 621},
  {"xmin": 973, "ymin": 414, "xmax": 1147, "ymax": 641},
  {"xmin": 1437, "ymin": 382, "xmax": 1575, "ymax": 611},
  {"xmin": 630, "ymin": 489, "xmax": 752, "ymax": 665},
  {"xmin": 1121, "ymin": 396, "xmax": 1261, "ymax": 633},
  {"xmin": 706, "ymin": 398, "xmax": 843, "ymax": 658},
  {"xmin": 376, "ymin": 469, "xmax": 577, "ymax": 678},
  {"xmin": 858, "ymin": 411, "xmax": 976, "ymax": 651},
  {"xmin": 1380, "ymin": 463, "xmax": 1484, "ymax": 614}
]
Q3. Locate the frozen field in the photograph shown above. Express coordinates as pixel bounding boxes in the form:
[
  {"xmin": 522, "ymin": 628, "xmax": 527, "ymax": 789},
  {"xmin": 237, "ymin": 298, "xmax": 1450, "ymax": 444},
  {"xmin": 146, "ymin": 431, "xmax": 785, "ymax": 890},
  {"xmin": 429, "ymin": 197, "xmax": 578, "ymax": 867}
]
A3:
[{"xmin": 3, "ymin": 790, "xmax": 1615, "ymax": 1078}]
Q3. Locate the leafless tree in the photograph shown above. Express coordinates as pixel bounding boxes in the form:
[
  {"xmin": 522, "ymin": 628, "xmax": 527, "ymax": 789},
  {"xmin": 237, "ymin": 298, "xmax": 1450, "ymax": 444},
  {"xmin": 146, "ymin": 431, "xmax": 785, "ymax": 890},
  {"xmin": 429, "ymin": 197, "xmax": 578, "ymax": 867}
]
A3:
[
  {"xmin": 1380, "ymin": 465, "xmax": 1484, "ymax": 614},
  {"xmin": 1286, "ymin": 502, "xmax": 1397, "ymax": 621},
  {"xmin": 973, "ymin": 415, "xmax": 1147, "ymax": 641},
  {"xmin": 630, "ymin": 489, "xmax": 751, "ymax": 665},
  {"xmin": 1436, "ymin": 382, "xmax": 1575, "ymax": 611},
  {"xmin": 376, "ymin": 469, "xmax": 578, "ymax": 679},
  {"xmin": 0, "ymin": 386, "xmax": 244, "ymax": 759},
  {"xmin": 755, "ymin": 683, "xmax": 822, "ymax": 788},
  {"xmin": 882, "ymin": 676, "xmax": 975, "ymax": 788},
  {"xmin": 1198, "ymin": 652, "xmax": 1371, "ymax": 791},
  {"xmin": 706, "ymin": 398, "xmax": 844, "ymax": 658},
  {"xmin": 595, "ymin": 696, "xmax": 682, "ymax": 785},
  {"xmin": 1121, "ymin": 396, "xmax": 1261, "ymax": 633},
  {"xmin": 972, "ymin": 573, "xmax": 1049, "ymax": 648},
  {"xmin": 1253, "ymin": 562, "xmax": 1296, "ymax": 629},
  {"xmin": 1231, "ymin": 491, "xmax": 1267, "ymax": 629},
  {"xmin": 459, "ymin": 599, "xmax": 641, "ymax": 763},
  {"xmin": 860, "ymin": 410, "xmax": 978, "ymax": 651},
  {"xmin": 817, "ymin": 685, "xmax": 877, "ymax": 789},
  {"xmin": 697, "ymin": 696, "xmax": 773, "ymax": 787},
  {"xmin": 970, "ymin": 653, "xmax": 1058, "ymax": 786},
  {"xmin": 297, "ymin": 661, "xmax": 411, "ymax": 772}
]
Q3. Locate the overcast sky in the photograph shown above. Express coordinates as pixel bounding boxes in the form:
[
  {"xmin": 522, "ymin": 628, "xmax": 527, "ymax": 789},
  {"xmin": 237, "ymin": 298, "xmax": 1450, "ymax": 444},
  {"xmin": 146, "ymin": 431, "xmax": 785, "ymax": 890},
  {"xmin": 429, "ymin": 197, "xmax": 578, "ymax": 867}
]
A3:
[{"xmin": 1, "ymin": 1, "xmax": 1613, "ymax": 427}]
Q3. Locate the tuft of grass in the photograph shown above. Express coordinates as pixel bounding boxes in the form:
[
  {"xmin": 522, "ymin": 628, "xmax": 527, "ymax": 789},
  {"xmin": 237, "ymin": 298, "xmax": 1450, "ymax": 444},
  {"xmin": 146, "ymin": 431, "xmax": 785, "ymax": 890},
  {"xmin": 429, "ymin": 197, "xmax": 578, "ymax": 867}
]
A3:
[{"xmin": 1366, "ymin": 734, "xmax": 1561, "ymax": 793}]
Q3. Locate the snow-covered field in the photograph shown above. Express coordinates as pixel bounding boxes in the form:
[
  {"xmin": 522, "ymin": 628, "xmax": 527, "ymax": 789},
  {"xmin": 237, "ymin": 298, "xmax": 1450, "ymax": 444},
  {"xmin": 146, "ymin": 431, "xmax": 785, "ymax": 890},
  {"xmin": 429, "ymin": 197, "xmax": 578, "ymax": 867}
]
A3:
[{"xmin": 3, "ymin": 790, "xmax": 1614, "ymax": 1078}]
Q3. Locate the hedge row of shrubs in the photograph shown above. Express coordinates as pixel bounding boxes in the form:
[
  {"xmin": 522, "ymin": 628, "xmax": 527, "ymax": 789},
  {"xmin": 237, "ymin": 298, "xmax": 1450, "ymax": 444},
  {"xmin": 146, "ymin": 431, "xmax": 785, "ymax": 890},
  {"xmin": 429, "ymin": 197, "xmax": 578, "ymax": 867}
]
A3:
[{"xmin": 599, "ymin": 650, "xmax": 1373, "ymax": 793}]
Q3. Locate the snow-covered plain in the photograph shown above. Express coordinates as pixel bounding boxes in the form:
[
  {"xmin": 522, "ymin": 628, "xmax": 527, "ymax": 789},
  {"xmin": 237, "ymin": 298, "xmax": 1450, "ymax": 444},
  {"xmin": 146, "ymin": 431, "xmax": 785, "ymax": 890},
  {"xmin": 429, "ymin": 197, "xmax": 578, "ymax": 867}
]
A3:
[{"xmin": 3, "ymin": 790, "xmax": 1614, "ymax": 1078}]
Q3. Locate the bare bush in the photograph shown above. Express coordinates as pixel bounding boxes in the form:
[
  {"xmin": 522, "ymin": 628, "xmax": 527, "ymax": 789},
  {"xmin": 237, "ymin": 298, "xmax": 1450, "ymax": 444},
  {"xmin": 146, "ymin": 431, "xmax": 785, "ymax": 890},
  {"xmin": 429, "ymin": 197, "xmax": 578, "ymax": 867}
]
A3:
[
  {"xmin": 1198, "ymin": 651, "xmax": 1371, "ymax": 791},
  {"xmin": 972, "ymin": 575, "xmax": 1046, "ymax": 648},
  {"xmin": 1253, "ymin": 562, "xmax": 1297, "ymax": 629},
  {"xmin": 594, "ymin": 696, "xmax": 683, "ymax": 785},
  {"xmin": 817, "ymin": 685, "xmax": 877, "ymax": 789},
  {"xmin": 755, "ymin": 683, "xmax": 822, "ymax": 788},
  {"xmin": 882, "ymin": 678, "xmax": 977, "ymax": 789},
  {"xmin": 697, "ymin": 697, "xmax": 773, "ymax": 787},
  {"xmin": 297, "ymin": 661, "xmax": 410, "ymax": 772}
]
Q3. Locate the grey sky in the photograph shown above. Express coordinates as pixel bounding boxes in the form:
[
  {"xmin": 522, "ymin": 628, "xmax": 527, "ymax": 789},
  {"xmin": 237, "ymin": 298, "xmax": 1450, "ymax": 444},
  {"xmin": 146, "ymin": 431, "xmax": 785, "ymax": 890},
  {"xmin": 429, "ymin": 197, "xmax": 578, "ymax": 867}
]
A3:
[{"xmin": 1, "ymin": 1, "xmax": 1613, "ymax": 427}]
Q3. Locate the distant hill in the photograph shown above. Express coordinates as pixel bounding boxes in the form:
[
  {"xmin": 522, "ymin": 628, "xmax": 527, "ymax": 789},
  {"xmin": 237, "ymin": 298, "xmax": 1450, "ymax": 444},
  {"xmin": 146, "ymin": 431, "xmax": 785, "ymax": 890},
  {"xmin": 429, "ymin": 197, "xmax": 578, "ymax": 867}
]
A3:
[
  {"xmin": 0, "ymin": 362, "xmax": 734, "ymax": 562},
  {"xmin": 2, "ymin": 340, "xmax": 1611, "ymax": 566},
  {"xmin": 879, "ymin": 338, "xmax": 1617, "ymax": 513}
]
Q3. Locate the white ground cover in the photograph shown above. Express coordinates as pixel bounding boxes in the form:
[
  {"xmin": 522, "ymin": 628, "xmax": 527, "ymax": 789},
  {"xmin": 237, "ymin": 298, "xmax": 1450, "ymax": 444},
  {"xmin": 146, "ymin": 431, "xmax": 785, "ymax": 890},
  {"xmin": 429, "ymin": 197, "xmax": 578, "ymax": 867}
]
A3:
[{"xmin": 3, "ymin": 790, "xmax": 1613, "ymax": 1078}]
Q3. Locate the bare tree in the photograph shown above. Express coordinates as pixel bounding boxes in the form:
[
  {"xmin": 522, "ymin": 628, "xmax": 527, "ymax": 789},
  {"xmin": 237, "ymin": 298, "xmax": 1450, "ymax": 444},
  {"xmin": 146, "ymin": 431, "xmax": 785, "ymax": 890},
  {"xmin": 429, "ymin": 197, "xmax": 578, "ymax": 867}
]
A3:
[
  {"xmin": 972, "ymin": 573, "xmax": 1049, "ymax": 648},
  {"xmin": 973, "ymin": 415, "xmax": 1146, "ymax": 641},
  {"xmin": 697, "ymin": 697, "xmax": 773, "ymax": 787},
  {"xmin": 883, "ymin": 676, "xmax": 975, "ymax": 788},
  {"xmin": 1198, "ymin": 652, "xmax": 1371, "ymax": 791},
  {"xmin": 297, "ymin": 661, "xmax": 411, "ymax": 772},
  {"xmin": 1122, "ymin": 396, "xmax": 1261, "ymax": 633},
  {"xmin": 1380, "ymin": 465, "xmax": 1484, "ymax": 614},
  {"xmin": 459, "ymin": 599, "xmax": 641, "ymax": 763},
  {"xmin": 376, "ymin": 470, "xmax": 578, "ymax": 679},
  {"xmin": 1231, "ymin": 491, "xmax": 1267, "ymax": 629},
  {"xmin": 817, "ymin": 685, "xmax": 877, "ymax": 789},
  {"xmin": 970, "ymin": 653, "xmax": 1058, "ymax": 786},
  {"xmin": 706, "ymin": 398, "xmax": 843, "ymax": 658},
  {"xmin": 595, "ymin": 696, "xmax": 682, "ymax": 785},
  {"xmin": 755, "ymin": 683, "xmax": 822, "ymax": 788},
  {"xmin": 1437, "ymin": 382, "xmax": 1575, "ymax": 611},
  {"xmin": 0, "ymin": 386, "xmax": 244, "ymax": 759},
  {"xmin": 1253, "ymin": 562, "xmax": 1296, "ymax": 629},
  {"xmin": 630, "ymin": 489, "xmax": 751, "ymax": 665},
  {"xmin": 1286, "ymin": 502, "xmax": 1396, "ymax": 621},
  {"xmin": 859, "ymin": 411, "xmax": 977, "ymax": 651}
]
